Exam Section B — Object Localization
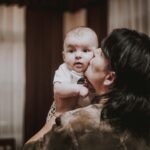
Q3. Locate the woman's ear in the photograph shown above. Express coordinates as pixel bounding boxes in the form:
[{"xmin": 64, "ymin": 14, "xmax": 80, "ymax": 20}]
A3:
[{"xmin": 104, "ymin": 71, "xmax": 115, "ymax": 86}]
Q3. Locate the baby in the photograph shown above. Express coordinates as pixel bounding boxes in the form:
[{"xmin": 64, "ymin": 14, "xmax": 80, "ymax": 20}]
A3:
[{"xmin": 47, "ymin": 26, "xmax": 98, "ymax": 120}]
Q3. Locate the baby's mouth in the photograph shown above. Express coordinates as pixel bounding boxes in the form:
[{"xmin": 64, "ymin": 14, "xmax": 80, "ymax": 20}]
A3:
[{"xmin": 74, "ymin": 62, "xmax": 83, "ymax": 68}]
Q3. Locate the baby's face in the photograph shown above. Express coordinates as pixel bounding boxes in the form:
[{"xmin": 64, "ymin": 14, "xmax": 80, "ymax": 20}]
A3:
[{"xmin": 63, "ymin": 34, "xmax": 98, "ymax": 73}]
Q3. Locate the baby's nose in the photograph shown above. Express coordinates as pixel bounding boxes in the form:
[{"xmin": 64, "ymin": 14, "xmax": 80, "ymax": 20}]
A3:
[{"xmin": 75, "ymin": 51, "xmax": 82, "ymax": 58}]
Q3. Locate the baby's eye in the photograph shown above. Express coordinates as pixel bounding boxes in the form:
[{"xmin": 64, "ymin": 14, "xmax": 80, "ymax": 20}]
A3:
[
  {"xmin": 68, "ymin": 49, "xmax": 75, "ymax": 53},
  {"xmin": 83, "ymin": 49, "xmax": 90, "ymax": 53}
]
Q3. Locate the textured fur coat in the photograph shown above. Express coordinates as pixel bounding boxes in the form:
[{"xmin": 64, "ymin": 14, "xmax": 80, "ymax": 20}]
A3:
[{"xmin": 23, "ymin": 104, "xmax": 149, "ymax": 150}]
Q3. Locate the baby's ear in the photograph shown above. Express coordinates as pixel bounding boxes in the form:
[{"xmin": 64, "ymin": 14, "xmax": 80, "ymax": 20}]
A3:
[{"xmin": 104, "ymin": 71, "xmax": 115, "ymax": 86}]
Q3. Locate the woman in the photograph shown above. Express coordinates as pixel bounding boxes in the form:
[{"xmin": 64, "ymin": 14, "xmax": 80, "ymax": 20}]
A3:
[
  {"xmin": 25, "ymin": 28, "xmax": 150, "ymax": 149},
  {"xmin": 99, "ymin": 28, "xmax": 150, "ymax": 141}
]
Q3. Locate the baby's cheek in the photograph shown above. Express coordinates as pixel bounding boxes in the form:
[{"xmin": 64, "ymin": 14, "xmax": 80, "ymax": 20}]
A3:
[
  {"xmin": 85, "ymin": 53, "xmax": 94, "ymax": 60},
  {"xmin": 89, "ymin": 53, "xmax": 94, "ymax": 60}
]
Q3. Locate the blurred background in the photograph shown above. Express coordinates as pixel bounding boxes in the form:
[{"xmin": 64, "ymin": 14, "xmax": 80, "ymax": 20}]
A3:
[{"xmin": 0, "ymin": 0, "xmax": 149, "ymax": 149}]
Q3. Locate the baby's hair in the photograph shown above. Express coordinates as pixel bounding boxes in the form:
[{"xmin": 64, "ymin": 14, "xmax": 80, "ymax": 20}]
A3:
[
  {"xmin": 63, "ymin": 26, "xmax": 98, "ymax": 48},
  {"xmin": 65, "ymin": 26, "xmax": 97, "ymax": 36}
]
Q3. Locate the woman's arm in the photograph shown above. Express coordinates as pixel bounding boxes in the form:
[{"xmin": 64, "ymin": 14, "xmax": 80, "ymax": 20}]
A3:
[{"xmin": 25, "ymin": 115, "xmax": 56, "ymax": 144}]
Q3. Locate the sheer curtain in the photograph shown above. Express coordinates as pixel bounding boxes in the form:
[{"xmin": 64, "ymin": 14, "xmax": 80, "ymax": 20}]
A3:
[
  {"xmin": 63, "ymin": 9, "xmax": 87, "ymax": 36},
  {"xmin": 108, "ymin": 0, "xmax": 150, "ymax": 35},
  {"xmin": 0, "ymin": 5, "xmax": 25, "ymax": 149}
]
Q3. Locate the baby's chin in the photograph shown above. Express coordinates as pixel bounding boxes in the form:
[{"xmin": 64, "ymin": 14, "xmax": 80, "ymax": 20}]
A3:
[
  {"xmin": 73, "ymin": 68, "xmax": 85, "ymax": 74},
  {"xmin": 68, "ymin": 66, "xmax": 84, "ymax": 74}
]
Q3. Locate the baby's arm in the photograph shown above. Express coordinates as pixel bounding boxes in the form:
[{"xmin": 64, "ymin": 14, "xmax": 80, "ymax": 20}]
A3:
[{"xmin": 54, "ymin": 82, "xmax": 88, "ymax": 98}]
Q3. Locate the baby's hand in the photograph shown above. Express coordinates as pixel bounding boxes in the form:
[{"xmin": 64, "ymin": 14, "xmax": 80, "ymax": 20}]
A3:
[{"xmin": 79, "ymin": 85, "xmax": 89, "ymax": 97}]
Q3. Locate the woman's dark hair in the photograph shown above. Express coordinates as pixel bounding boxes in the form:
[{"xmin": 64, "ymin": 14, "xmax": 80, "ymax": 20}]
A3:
[{"xmin": 100, "ymin": 28, "xmax": 150, "ymax": 140}]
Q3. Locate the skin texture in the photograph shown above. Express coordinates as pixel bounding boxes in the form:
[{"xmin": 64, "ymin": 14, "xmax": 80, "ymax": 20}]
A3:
[{"xmin": 63, "ymin": 32, "xmax": 97, "ymax": 73}]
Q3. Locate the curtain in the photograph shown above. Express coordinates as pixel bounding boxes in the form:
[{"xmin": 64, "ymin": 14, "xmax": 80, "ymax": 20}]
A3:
[
  {"xmin": 0, "ymin": 0, "xmax": 105, "ymax": 11},
  {"xmin": 108, "ymin": 0, "xmax": 150, "ymax": 35},
  {"xmin": 87, "ymin": 1, "xmax": 108, "ymax": 44},
  {"xmin": 0, "ymin": 0, "xmax": 106, "ymax": 147},
  {"xmin": 24, "ymin": 1, "xmax": 108, "ymax": 142},
  {"xmin": 63, "ymin": 9, "xmax": 87, "ymax": 36},
  {"xmin": 24, "ymin": 8, "xmax": 63, "ymax": 141},
  {"xmin": 0, "ymin": 5, "xmax": 25, "ymax": 150},
  {"xmin": 62, "ymin": 1, "xmax": 108, "ymax": 43}
]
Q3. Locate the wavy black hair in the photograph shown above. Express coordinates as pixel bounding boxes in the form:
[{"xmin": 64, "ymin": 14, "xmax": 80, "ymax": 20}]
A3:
[{"xmin": 100, "ymin": 28, "xmax": 150, "ymax": 140}]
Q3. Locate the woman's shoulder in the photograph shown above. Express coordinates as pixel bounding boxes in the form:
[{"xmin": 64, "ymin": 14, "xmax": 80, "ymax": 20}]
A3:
[{"xmin": 23, "ymin": 103, "xmax": 150, "ymax": 150}]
